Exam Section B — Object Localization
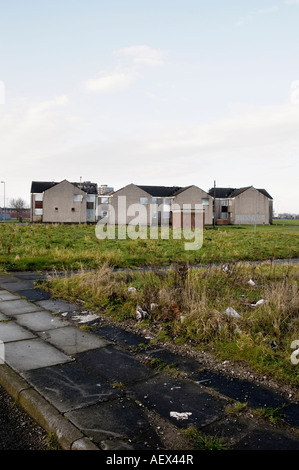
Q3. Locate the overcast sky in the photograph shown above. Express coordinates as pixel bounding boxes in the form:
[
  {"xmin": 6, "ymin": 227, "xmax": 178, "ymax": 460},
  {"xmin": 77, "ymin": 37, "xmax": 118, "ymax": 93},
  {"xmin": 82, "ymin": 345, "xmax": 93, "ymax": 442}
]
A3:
[{"xmin": 0, "ymin": 0, "xmax": 299, "ymax": 213}]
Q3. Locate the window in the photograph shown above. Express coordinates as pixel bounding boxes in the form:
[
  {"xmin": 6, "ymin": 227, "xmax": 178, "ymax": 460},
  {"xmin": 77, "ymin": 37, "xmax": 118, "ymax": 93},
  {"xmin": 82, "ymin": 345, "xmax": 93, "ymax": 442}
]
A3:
[
  {"xmin": 201, "ymin": 198, "xmax": 209, "ymax": 206},
  {"xmin": 35, "ymin": 200, "xmax": 43, "ymax": 209},
  {"xmin": 101, "ymin": 197, "xmax": 109, "ymax": 204},
  {"xmin": 152, "ymin": 197, "xmax": 158, "ymax": 205},
  {"xmin": 74, "ymin": 194, "xmax": 82, "ymax": 202},
  {"xmin": 140, "ymin": 197, "xmax": 148, "ymax": 205},
  {"xmin": 87, "ymin": 202, "xmax": 94, "ymax": 209},
  {"xmin": 34, "ymin": 209, "xmax": 43, "ymax": 216}
]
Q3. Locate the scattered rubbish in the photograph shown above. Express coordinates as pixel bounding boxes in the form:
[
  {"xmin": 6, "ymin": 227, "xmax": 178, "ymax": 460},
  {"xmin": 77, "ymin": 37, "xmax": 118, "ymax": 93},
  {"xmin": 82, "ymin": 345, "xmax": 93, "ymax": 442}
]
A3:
[
  {"xmin": 251, "ymin": 299, "xmax": 266, "ymax": 307},
  {"xmin": 150, "ymin": 303, "xmax": 158, "ymax": 310},
  {"xmin": 128, "ymin": 287, "xmax": 137, "ymax": 293},
  {"xmin": 73, "ymin": 313, "xmax": 98, "ymax": 323},
  {"xmin": 222, "ymin": 264, "xmax": 230, "ymax": 273},
  {"xmin": 170, "ymin": 302, "xmax": 182, "ymax": 320},
  {"xmin": 170, "ymin": 411, "xmax": 192, "ymax": 421},
  {"xmin": 224, "ymin": 307, "xmax": 241, "ymax": 318},
  {"xmin": 136, "ymin": 306, "xmax": 150, "ymax": 321},
  {"xmin": 248, "ymin": 279, "xmax": 255, "ymax": 286}
]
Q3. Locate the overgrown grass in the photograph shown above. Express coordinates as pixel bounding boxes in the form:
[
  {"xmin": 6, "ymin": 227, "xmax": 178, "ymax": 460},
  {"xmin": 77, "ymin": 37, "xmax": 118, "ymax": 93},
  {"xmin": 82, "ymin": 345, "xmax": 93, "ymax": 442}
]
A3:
[
  {"xmin": 42, "ymin": 261, "xmax": 299, "ymax": 386},
  {"xmin": 0, "ymin": 223, "xmax": 298, "ymax": 272}
]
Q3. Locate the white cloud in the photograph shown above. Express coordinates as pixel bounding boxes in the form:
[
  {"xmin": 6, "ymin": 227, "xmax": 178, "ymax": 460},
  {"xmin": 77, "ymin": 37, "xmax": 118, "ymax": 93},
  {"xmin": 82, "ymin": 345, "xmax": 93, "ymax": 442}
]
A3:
[
  {"xmin": 285, "ymin": 0, "xmax": 299, "ymax": 4},
  {"xmin": 85, "ymin": 70, "xmax": 138, "ymax": 94},
  {"xmin": 115, "ymin": 45, "xmax": 165, "ymax": 67}
]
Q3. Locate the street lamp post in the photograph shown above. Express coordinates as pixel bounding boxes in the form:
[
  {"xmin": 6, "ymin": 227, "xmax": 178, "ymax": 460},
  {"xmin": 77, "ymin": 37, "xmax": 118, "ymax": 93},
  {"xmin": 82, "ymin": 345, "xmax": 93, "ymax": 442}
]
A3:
[{"xmin": 1, "ymin": 181, "xmax": 5, "ymax": 221}]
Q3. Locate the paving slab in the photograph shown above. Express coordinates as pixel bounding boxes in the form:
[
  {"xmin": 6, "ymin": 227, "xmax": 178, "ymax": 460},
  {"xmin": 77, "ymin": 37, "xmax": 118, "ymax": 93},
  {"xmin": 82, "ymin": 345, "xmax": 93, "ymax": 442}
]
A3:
[
  {"xmin": 65, "ymin": 396, "xmax": 162, "ymax": 449},
  {"xmin": 0, "ymin": 321, "xmax": 36, "ymax": 342},
  {"xmin": 14, "ymin": 289, "xmax": 51, "ymax": 301},
  {"xmin": 23, "ymin": 361, "xmax": 124, "ymax": 413},
  {"xmin": 93, "ymin": 324, "xmax": 150, "ymax": 348},
  {"xmin": 141, "ymin": 347, "xmax": 204, "ymax": 374},
  {"xmin": 4, "ymin": 338, "xmax": 72, "ymax": 371},
  {"xmin": 38, "ymin": 326, "xmax": 110, "ymax": 355},
  {"xmin": 0, "ymin": 290, "xmax": 20, "ymax": 301},
  {"xmin": 0, "ymin": 279, "xmax": 36, "ymax": 291},
  {"xmin": 76, "ymin": 346, "xmax": 156, "ymax": 385},
  {"xmin": 35, "ymin": 298, "xmax": 80, "ymax": 314},
  {"xmin": 192, "ymin": 369, "xmax": 288, "ymax": 409},
  {"xmin": 15, "ymin": 310, "xmax": 70, "ymax": 332},
  {"xmin": 0, "ymin": 299, "xmax": 42, "ymax": 316},
  {"xmin": 131, "ymin": 374, "xmax": 227, "ymax": 430},
  {"xmin": 234, "ymin": 428, "xmax": 299, "ymax": 450}
]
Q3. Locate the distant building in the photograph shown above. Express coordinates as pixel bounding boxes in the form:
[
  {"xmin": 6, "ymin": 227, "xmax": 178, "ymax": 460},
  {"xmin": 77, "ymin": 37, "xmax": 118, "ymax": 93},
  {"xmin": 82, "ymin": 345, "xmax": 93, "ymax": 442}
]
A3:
[
  {"xmin": 0, "ymin": 207, "xmax": 30, "ymax": 221},
  {"xmin": 30, "ymin": 179, "xmax": 98, "ymax": 223},
  {"xmin": 208, "ymin": 186, "xmax": 273, "ymax": 225},
  {"xmin": 97, "ymin": 183, "xmax": 213, "ymax": 226}
]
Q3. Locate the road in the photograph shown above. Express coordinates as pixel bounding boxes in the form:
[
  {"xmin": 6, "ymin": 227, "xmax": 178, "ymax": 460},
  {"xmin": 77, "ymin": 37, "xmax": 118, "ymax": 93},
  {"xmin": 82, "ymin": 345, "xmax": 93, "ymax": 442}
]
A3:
[{"xmin": 0, "ymin": 384, "xmax": 49, "ymax": 450}]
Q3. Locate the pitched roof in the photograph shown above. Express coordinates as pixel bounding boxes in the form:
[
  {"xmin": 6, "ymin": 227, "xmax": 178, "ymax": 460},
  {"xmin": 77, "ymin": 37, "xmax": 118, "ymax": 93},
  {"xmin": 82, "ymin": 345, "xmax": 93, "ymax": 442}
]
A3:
[
  {"xmin": 137, "ymin": 185, "xmax": 184, "ymax": 197},
  {"xmin": 209, "ymin": 186, "xmax": 272, "ymax": 199},
  {"xmin": 31, "ymin": 181, "xmax": 57, "ymax": 193},
  {"xmin": 208, "ymin": 187, "xmax": 235, "ymax": 198},
  {"xmin": 31, "ymin": 180, "xmax": 98, "ymax": 194}
]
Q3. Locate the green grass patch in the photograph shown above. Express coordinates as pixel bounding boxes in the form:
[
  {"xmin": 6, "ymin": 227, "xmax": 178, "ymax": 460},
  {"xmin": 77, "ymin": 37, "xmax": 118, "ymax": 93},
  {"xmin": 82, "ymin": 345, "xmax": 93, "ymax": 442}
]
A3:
[{"xmin": 0, "ymin": 222, "xmax": 298, "ymax": 272}]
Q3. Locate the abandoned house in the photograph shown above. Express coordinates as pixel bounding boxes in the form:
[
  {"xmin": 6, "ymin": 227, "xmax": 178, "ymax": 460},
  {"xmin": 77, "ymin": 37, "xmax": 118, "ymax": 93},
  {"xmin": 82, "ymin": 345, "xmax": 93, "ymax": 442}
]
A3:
[
  {"xmin": 208, "ymin": 186, "xmax": 273, "ymax": 225},
  {"xmin": 30, "ymin": 179, "xmax": 98, "ymax": 223},
  {"xmin": 97, "ymin": 183, "xmax": 213, "ymax": 227}
]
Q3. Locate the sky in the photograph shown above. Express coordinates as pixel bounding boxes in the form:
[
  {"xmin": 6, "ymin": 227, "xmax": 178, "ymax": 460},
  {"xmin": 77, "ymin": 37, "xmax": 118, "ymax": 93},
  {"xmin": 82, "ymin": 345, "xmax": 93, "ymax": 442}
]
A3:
[{"xmin": 0, "ymin": 0, "xmax": 299, "ymax": 214}]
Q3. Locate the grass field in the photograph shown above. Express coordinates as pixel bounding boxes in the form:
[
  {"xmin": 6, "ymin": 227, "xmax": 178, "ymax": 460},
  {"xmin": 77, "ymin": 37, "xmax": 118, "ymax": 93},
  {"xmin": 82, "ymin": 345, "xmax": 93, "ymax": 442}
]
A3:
[{"xmin": 0, "ymin": 222, "xmax": 298, "ymax": 272}]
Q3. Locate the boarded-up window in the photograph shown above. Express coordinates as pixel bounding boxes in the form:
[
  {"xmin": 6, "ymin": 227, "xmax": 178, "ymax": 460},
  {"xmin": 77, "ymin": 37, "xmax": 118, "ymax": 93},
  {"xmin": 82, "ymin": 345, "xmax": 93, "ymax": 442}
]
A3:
[
  {"xmin": 35, "ymin": 200, "xmax": 43, "ymax": 209},
  {"xmin": 87, "ymin": 202, "xmax": 94, "ymax": 209}
]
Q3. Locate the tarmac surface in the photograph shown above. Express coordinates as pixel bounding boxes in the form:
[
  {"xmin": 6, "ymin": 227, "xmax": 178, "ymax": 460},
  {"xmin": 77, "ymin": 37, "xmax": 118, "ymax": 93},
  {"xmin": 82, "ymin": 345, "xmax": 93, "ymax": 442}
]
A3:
[{"xmin": 0, "ymin": 271, "xmax": 299, "ymax": 451}]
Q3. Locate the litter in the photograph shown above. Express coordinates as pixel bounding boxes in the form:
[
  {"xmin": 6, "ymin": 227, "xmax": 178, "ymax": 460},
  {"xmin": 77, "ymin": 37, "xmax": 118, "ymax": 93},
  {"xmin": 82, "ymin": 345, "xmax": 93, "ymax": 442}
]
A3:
[
  {"xmin": 136, "ymin": 306, "xmax": 150, "ymax": 321},
  {"xmin": 128, "ymin": 287, "xmax": 137, "ymax": 293},
  {"xmin": 248, "ymin": 279, "xmax": 255, "ymax": 286},
  {"xmin": 170, "ymin": 411, "xmax": 192, "ymax": 420},
  {"xmin": 251, "ymin": 299, "xmax": 266, "ymax": 307},
  {"xmin": 224, "ymin": 307, "xmax": 241, "ymax": 318}
]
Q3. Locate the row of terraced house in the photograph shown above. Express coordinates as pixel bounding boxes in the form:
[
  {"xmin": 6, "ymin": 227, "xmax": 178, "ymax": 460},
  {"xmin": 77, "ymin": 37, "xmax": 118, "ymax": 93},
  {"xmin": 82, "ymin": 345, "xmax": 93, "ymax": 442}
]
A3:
[{"xmin": 30, "ymin": 179, "xmax": 273, "ymax": 226}]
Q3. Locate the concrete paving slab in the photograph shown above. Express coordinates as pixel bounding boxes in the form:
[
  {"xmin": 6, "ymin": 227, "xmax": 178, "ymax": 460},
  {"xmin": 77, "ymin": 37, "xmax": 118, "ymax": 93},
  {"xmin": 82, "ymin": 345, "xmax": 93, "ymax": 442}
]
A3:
[
  {"xmin": 141, "ymin": 347, "xmax": 204, "ymax": 374},
  {"xmin": 38, "ymin": 326, "xmax": 109, "ymax": 355},
  {"xmin": 35, "ymin": 298, "xmax": 80, "ymax": 314},
  {"xmin": 0, "ymin": 321, "xmax": 36, "ymax": 342},
  {"xmin": 76, "ymin": 346, "xmax": 156, "ymax": 385},
  {"xmin": 23, "ymin": 361, "xmax": 124, "ymax": 413},
  {"xmin": 0, "ymin": 290, "xmax": 20, "ymax": 301},
  {"xmin": 0, "ymin": 280, "xmax": 36, "ymax": 291},
  {"xmin": 93, "ymin": 324, "xmax": 150, "ymax": 348},
  {"xmin": 14, "ymin": 289, "xmax": 51, "ymax": 301},
  {"xmin": 0, "ymin": 299, "xmax": 42, "ymax": 316},
  {"xmin": 234, "ymin": 428, "xmax": 299, "ymax": 450},
  {"xmin": 132, "ymin": 374, "xmax": 227, "ymax": 430},
  {"xmin": 15, "ymin": 310, "xmax": 70, "ymax": 332},
  {"xmin": 0, "ymin": 312, "xmax": 7, "ymax": 321},
  {"xmin": 4, "ymin": 338, "xmax": 72, "ymax": 371},
  {"xmin": 192, "ymin": 369, "xmax": 288, "ymax": 409},
  {"xmin": 65, "ymin": 396, "xmax": 162, "ymax": 449}
]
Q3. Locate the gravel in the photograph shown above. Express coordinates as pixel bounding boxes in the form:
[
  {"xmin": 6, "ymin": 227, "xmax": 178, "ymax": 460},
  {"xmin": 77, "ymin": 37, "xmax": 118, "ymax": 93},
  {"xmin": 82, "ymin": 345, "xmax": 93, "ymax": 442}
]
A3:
[{"xmin": 0, "ymin": 385, "xmax": 49, "ymax": 450}]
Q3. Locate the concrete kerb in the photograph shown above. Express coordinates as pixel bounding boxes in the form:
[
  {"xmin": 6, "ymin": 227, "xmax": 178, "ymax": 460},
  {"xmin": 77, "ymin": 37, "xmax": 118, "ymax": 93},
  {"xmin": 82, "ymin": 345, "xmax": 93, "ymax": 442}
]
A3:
[{"xmin": 0, "ymin": 363, "xmax": 99, "ymax": 451}]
